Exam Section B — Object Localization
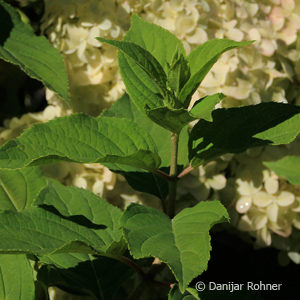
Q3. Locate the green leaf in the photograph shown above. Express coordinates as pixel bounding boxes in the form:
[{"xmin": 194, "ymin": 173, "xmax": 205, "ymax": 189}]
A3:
[
  {"xmin": 263, "ymin": 156, "xmax": 300, "ymax": 185},
  {"xmin": 179, "ymin": 39, "xmax": 253, "ymax": 107},
  {"xmin": 34, "ymin": 179, "xmax": 123, "ymax": 250},
  {"xmin": 0, "ymin": 206, "xmax": 121, "ymax": 256},
  {"xmin": 189, "ymin": 93, "xmax": 225, "ymax": 122},
  {"xmin": 169, "ymin": 285, "xmax": 200, "ymax": 300},
  {"xmin": 125, "ymin": 14, "xmax": 186, "ymax": 73},
  {"xmin": 146, "ymin": 106, "xmax": 194, "ymax": 133},
  {"xmin": 38, "ymin": 254, "xmax": 133, "ymax": 300},
  {"xmin": 0, "ymin": 113, "xmax": 161, "ymax": 171},
  {"xmin": 0, "ymin": 254, "xmax": 35, "ymax": 300},
  {"xmin": 0, "ymin": 1, "xmax": 70, "ymax": 106},
  {"xmin": 122, "ymin": 171, "xmax": 169, "ymax": 200},
  {"xmin": 97, "ymin": 38, "xmax": 168, "ymax": 96},
  {"xmin": 101, "ymin": 93, "xmax": 189, "ymax": 167},
  {"xmin": 117, "ymin": 14, "xmax": 186, "ymax": 115},
  {"xmin": 0, "ymin": 167, "xmax": 47, "ymax": 211},
  {"xmin": 189, "ymin": 103, "xmax": 300, "ymax": 167},
  {"xmin": 167, "ymin": 50, "xmax": 191, "ymax": 97},
  {"xmin": 121, "ymin": 201, "xmax": 229, "ymax": 292},
  {"xmin": 118, "ymin": 50, "xmax": 165, "ymax": 112}
]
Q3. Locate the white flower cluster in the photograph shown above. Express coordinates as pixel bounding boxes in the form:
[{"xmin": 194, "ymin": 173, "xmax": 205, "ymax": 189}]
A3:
[
  {"xmin": 219, "ymin": 144, "xmax": 300, "ymax": 262},
  {"xmin": 178, "ymin": 159, "xmax": 228, "ymax": 203},
  {"xmin": 41, "ymin": 0, "xmax": 132, "ymax": 115}
]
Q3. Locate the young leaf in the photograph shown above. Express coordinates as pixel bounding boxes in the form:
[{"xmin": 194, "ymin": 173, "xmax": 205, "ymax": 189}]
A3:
[
  {"xmin": 97, "ymin": 38, "xmax": 168, "ymax": 96},
  {"xmin": 167, "ymin": 50, "xmax": 191, "ymax": 97},
  {"xmin": 0, "ymin": 254, "xmax": 35, "ymax": 300},
  {"xmin": 263, "ymin": 156, "xmax": 300, "ymax": 185},
  {"xmin": 189, "ymin": 93, "xmax": 225, "ymax": 122},
  {"xmin": 117, "ymin": 14, "xmax": 186, "ymax": 115},
  {"xmin": 118, "ymin": 50, "xmax": 165, "ymax": 112},
  {"xmin": 179, "ymin": 39, "xmax": 253, "ymax": 107},
  {"xmin": 189, "ymin": 103, "xmax": 300, "ymax": 167},
  {"xmin": 0, "ymin": 167, "xmax": 47, "ymax": 211},
  {"xmin": 125, "ymin": 14, "xmax": 186, "ymax": 73},
  {"xmin": 0, "ymin": 1, "xmax": 70, "ymax": 106},
  {"xmin": 0, "ymin": 207, "xmax": 121, "ymax": 256},
  {"xmin": 121, "ymin": 200, "xmax": 229, "ymax": 292},
  {"xmin": 34, "ymin": 179, "xmax": 123, "ymax": 245},
  {"xmin": 38, "ymin": 254, "xmax": 133, "ymax": 300},
  {"xmin": 0, "ymin": 114, "xmax": 161, "ymax": 171}
]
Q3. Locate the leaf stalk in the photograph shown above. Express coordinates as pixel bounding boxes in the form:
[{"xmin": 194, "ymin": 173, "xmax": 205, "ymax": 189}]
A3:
[{"xmin": 166, "ymin": 132, "xmax": 179, "ymax": 218}]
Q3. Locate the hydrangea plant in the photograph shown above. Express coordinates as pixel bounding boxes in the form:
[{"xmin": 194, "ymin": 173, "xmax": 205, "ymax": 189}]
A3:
[{"xmin": 1, "ymin": 2, "xmax": 300, "ymax": 299}]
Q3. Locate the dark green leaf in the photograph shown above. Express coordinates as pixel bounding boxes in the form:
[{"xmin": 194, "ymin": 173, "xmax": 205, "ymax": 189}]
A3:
[
  {"xmin": 122, "ymin": 171, "xmax": 169, "ymax": 200},
  {"xmin": 38, "ymin": 254, "xmax": 133, "ymax": 300},
  {"xmin": 0, "ymin": 1, "xmax": 70, "ymax": 106},
  {"xmin": 189, "ymin": 103, "xmax": 300, "ymax": 167},
  {"xmin": 167, "ymin": 50, "xmax": 191, "ymax": 96},
  {"xmin": 97, "ymin": 38, "xmax": 168, "ymax": 96}
]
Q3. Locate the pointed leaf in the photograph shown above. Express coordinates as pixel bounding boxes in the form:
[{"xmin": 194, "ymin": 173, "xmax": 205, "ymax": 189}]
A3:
[
  {"xmin": 125, "ymin": 14, "xmax": 186, "ymax": 73},
  {"xmin": 0, "ymin": 114, "xmax": 161, "ymax": 171},
  {"xmin": 97, "ymin": 38, "xmax": 167, "ymax": 95},
  {"xmin": 189, "ymin": 103, "xmax": 300, "ymax": 167},
  {"xmin": 0, "ymin": 207, "xmax": 121, "ymax": 255},
  {"xmin": 179, "ymin": 39, "xmax": 253, "ymax": 107},
  {"xmin": 0, "ymin": 167, "xmax": 47, "ymax": 211},
  {"xmin": 189, "ymin": 93, "xmax": 225, "ymax": 122},
  {"xmin": 121, "ymin": 201, "xmax": 229, "ymax": 292},
  {"xmin": 167, "ymin": 51, "xmax": 191, "ymax": 96},
  {"xmin": 117, "ymin": 14, "xmax": 186, "ymax": 114},
  {"xmin": 263, "ymin": 156, "xmax": 300, "ymax": 185},
  {"xmin": 38, "ymin": 254, "xmax": 133, "ymax": 300},
  {"xmin": 118, "ymin": 51, "xmax": 165, "ymax": 112},
  {"xmin": 0, "ymin": 254, "xmax": 35, "ymax": 300},
  {"xmin": 0, "ymin": 1, "xmax": 70, "ymax": 106}
]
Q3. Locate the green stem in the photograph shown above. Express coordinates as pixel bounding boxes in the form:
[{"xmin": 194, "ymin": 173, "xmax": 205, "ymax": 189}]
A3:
[{"xmin": 167, "ymin": 132, "xmax": 179, "ymax": 218}]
